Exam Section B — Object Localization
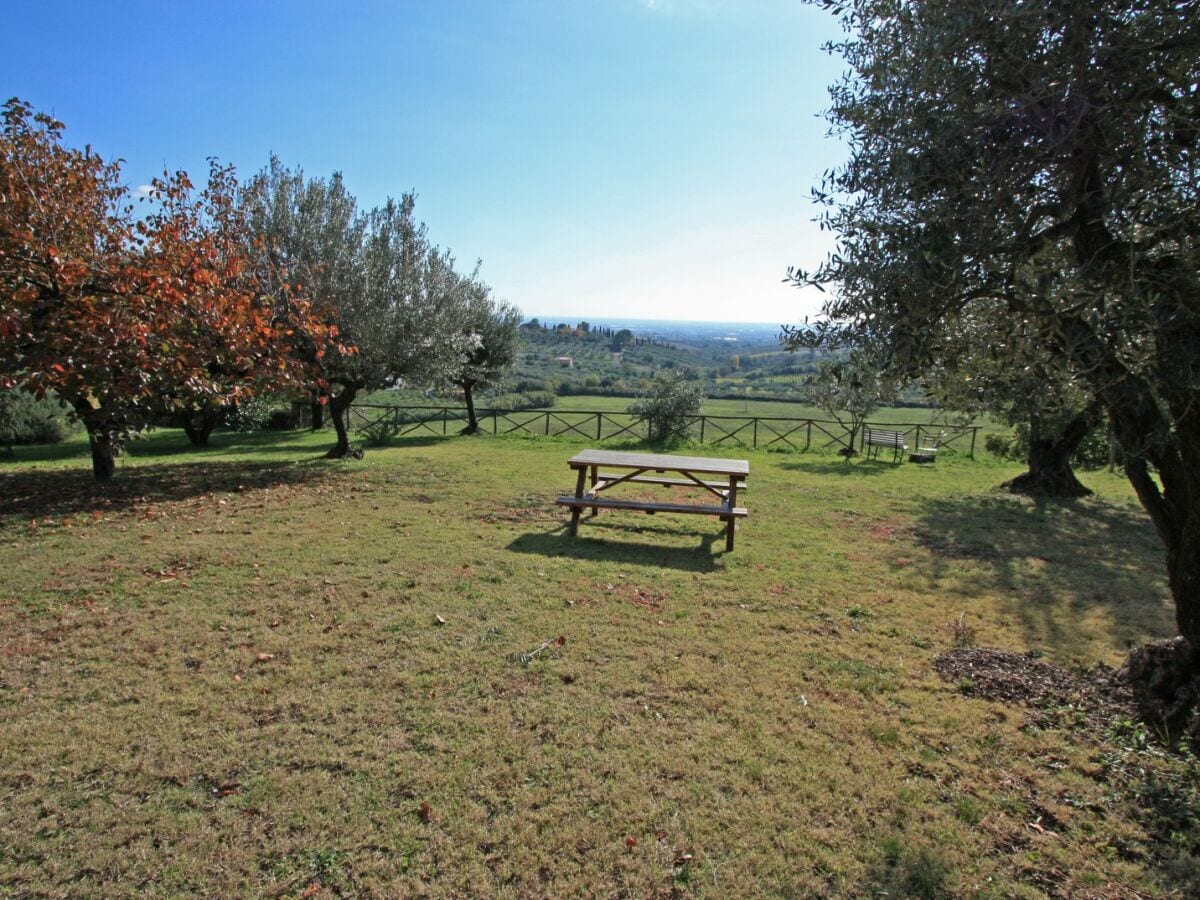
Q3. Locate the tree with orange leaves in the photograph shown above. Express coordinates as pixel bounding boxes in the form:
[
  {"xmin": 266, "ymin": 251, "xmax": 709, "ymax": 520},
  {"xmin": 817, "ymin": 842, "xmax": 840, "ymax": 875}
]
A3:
[{"xmin": 0, "ymin": 98, "xmax": 344, "ymax": 479}]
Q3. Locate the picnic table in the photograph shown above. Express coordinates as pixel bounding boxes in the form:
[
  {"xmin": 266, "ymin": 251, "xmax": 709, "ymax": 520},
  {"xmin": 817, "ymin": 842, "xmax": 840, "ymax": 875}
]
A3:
[{"xmin": 555, "ymin": 449, "xmax": 749, "ymax": 550}]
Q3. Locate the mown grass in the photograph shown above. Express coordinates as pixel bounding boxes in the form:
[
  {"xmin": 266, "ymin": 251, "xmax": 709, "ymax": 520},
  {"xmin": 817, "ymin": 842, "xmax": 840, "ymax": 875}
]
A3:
[{"xmin": 1, "ymin": 427, "xmax": 1195, "ymax": 897}]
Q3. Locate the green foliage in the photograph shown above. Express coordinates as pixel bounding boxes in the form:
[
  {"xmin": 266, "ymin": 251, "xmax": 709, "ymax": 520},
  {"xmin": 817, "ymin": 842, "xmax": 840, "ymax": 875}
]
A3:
[
  {"xmin": 802, "ymin": 357, "xmax": 897, "ymax": 453},
  {"xmin": 627, "ymin": 372, "xmax": 705, "ymax": 443},
  {"xmin": 243, "ymin": 158, "xmax": 484, "ymax": 452},
  {"xmin": 986, "ymin": 420, "xmax": 1112, "ymax": 469},
  {"xmin": 485, "ymin": 390, "xmax": 556, "ymax": 411},
  {"xmin": 791, "ymin": 0, "xmax": 1200, "ymax": 647},
  {"xmin": 0, "ymin": 388, "xmax": 73, "ymax": 447},
  {"xmin": 451, "ymin": 294, "xmax": 521, "ymax": 393},
  {"xmin": 225, "ymin": 397, "xmax": 276, "ymax": 433}
]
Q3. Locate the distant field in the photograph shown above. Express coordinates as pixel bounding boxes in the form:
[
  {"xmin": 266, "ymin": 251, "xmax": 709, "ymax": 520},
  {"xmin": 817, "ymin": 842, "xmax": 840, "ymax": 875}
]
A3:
[
  {"xmin": 364, "ymin": 392, "xmax": 1008, "ymax": 434},
  {"xmin": 548, "ymin": 394, "xmax": 985, "ymax": 424},
  {"xmin": 1, "ymin": 428, "xmax": 1193, "ymax": 896}
]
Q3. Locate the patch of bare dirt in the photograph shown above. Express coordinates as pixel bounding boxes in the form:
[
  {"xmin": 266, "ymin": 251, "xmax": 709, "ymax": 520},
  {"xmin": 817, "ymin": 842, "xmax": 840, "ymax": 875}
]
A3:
[{"xmin": 934, "ymin": 647, "xmax": 1136, "ymax": 731}]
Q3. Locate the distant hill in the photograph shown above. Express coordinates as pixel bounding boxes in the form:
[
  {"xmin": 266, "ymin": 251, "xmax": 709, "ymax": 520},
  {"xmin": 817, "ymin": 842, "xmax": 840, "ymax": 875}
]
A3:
[
  {"xmin": 524, "ymin": 316, "xmax": 788, "ymax": 346},
  {"xmin": 500, "ymin": 318, "xmax": 831, "ymax": 405}
]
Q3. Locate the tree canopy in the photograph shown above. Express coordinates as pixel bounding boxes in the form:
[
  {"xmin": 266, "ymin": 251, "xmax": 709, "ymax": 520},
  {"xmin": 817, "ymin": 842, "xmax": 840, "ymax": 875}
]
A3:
[
  {"xmin": 802, "ymin": 356, "xmax": 897, "ymax": 456},
  {"xmin": 786, "ymin": 0, "xmax": 1200, "ymax": 664},
  {"xmin": 449, "ymin": 283, "xmax": 522, "ymax": 434},
  {"xmin": 242, "ymin": 159, "xmax": 484, "ymax": 457},
  {"xmin": 0, "ymin": 100, "xmax": 336, "ymax": 478}
]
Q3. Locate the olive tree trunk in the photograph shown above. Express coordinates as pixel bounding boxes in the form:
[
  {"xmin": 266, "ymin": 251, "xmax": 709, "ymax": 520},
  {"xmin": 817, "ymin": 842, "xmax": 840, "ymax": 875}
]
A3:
[
  {"xmin": 325, "ymin": 383, "xmax": 363, "ymax": 459},
  {"xmin": 460, "ymin": 382, "xmax": 479, "ymax": 434},
  {"xmin": 1001, "ymin": 412, "xmax": 1092, "ymax": 498}
]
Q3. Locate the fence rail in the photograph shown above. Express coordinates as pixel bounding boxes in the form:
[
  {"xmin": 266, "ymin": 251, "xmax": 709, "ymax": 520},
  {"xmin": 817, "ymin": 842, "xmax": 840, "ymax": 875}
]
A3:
[{"xmin": 347, "ymin": 404, "xmax": 980, "ymax": 457}]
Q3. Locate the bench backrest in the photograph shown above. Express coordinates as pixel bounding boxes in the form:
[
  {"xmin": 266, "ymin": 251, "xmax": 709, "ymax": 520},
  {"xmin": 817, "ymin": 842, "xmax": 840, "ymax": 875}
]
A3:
[{"xmin": 864, "ymin": 428, "xmax": 905, "ymax": 445}]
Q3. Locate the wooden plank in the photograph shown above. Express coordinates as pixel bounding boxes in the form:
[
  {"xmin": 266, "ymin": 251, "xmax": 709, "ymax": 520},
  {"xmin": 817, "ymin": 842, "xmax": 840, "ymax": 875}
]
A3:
[
  {"xmin": 556, "ymin": 496, "xmax": 748, "ymax": 517},
  {"xmin": 864, "ymin": 428, "xmax": 906, "ymax": 447},
  {"xmin": 567, "ymin": 449, "xmax": 749, "ymax": 477},
  {"xmin": 593, "ymin": 474, "xmax": 744, "ymax": 490}
]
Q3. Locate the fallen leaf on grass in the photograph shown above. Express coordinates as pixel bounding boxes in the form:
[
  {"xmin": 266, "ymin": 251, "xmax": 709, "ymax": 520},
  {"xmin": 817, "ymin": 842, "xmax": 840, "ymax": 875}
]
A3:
[
  {"xmin": 418, "ymin": 801, "xmax": 433, "ymax": 823},
  {"xmin": 255, "ymin": 653, "xmax": 275, "ymax": 663},
  {"xmin": 434, "ymin": 614, "xmax": 446, "ymax": 626},
  {"xmin": 624, "ymin": 836, "xmax": 638, "ymax": 849}
]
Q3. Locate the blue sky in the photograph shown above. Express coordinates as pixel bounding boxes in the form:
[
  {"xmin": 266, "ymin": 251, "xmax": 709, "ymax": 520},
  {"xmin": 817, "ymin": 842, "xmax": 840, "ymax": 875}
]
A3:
[{"xmin": 2, "ymin": 0, "xmax": 844, "ymax": 325}]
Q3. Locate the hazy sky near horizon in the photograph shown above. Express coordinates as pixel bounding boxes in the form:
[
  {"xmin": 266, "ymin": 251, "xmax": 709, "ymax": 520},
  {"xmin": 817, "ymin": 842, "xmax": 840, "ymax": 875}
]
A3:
[{"xmin": 2, "ymin": 0, "xmax": 846, "ymax": 325}]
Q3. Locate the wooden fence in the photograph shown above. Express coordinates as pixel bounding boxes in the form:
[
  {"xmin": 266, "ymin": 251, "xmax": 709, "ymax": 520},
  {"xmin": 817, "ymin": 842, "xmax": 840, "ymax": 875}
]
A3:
[{"xmin": 347, "ymin": 404, "xmax": 979, "ymax": 458}]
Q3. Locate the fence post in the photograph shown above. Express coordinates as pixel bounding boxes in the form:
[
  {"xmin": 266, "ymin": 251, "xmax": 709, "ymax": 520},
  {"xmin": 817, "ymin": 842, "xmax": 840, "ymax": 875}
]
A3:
[
  {"xmin": 700, "ymin": 416, "xmax": 706, "ymax": 443},
  {"xmin": 492, "ymin": 410, "xmax": 498, "ymax": 435},
  {"xmin": 443, "ymin": 408, "xmax": 447, "ymax": 435},
  {"xmin": 596, "ymin": 413, "xmax": 602, "ymax": 441},
  {"xmin": 545, "ymin": 411, "xmax": 550, "ymax": 436},
  {"xmin": 970, "ymin": 427, "xmax": 977, "ymax": 459},
  {"xmin": 753, "ymin": 418, "xmax": 758, "ymax": 448},
  {"xmin": 915, "ymin": 425, "xmax": 922, "ymax": 452}
]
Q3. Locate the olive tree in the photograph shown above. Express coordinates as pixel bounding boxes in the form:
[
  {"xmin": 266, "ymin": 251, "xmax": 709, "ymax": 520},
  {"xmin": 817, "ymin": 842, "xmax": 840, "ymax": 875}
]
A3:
[
  {"xmin": 802, "ymin": 356, "xmax": 896, "ymax": 457},
  {"xmin": 921, "ymin": 304, "xmax": 1100, "ymax": 496},
  {"xmin": 628, "ymin": 373, "xmax": 704, "ymax": 444},
  {"xmin": 243, "ymin": 160, "xmax": 477, "ymax": 457},
  {"xmin": 787, "ymin": 0, "xmax": 1200, "ymax": 669},
  {"xmin": 448, "ymin": 280, "xmax": 522, "ymax": 434}
]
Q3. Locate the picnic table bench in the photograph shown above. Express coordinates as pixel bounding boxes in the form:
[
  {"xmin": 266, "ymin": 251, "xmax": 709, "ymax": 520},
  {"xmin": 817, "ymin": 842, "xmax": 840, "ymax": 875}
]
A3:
[{"xmin": 556, "ymin": 449, "xmax": 749, "ymax": 550}]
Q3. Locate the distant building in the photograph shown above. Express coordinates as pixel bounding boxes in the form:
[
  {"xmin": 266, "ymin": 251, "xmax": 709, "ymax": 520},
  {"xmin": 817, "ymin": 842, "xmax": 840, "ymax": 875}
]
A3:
[{"xmin": 554, "ymin": 356, "xmax": 574, "ymax": 367}]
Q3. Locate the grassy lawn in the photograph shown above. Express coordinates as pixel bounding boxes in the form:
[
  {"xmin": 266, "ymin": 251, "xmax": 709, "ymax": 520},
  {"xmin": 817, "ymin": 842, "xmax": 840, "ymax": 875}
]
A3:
[{"xmin": 1, "ymin": 428, "xmax": 1195, "ymax": 897}]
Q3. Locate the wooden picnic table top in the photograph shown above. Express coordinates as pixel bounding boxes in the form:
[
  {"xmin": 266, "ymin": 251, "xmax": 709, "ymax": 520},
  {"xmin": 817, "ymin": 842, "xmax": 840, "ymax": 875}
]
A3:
[{"xmin": 566, "ymin": 449, "xmax": 749, "ymax": 478}]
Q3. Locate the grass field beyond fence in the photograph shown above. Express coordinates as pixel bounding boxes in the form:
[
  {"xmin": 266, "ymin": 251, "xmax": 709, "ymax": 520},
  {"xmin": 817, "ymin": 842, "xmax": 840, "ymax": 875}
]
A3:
[
  {"xmin": 352, "ymin": 396, "xmax": 994, "ymax": 457},
  {"xmin": 1, "ymin": 428, "xmax": 1195, "ymax": 897}
]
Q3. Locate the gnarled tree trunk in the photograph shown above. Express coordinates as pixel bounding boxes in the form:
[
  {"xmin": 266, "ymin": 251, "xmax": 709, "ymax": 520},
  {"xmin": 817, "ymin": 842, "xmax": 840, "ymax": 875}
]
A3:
[
  {"xmin": 325, "ymin": 383, "xmax": 363, "ymax": 459},
  {"xmin": 183, "ymin": 408, "xmax": 221, "ymax": 446},
  {"xmin": 460, "ymin": 382, "xmax": 479, "ymax": 434},
  {"xmin": 1001, "ymin": 411, "xmax": 1092, "ymax": 498},
  {"xmin": 1099, "ymin": 363, "xmax": 1200, "ymax": 683}
]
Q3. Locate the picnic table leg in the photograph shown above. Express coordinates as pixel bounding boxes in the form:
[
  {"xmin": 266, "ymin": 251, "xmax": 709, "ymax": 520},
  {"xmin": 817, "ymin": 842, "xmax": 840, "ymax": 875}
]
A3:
[
  {"xmin": 589, "ymin": 465, "xmax": 599, "ymax": 516},
  {"xmin": 725, "ymin": 476, "xmax": 738, "ymax": 551},
  {"xmin": 569, "ymin": 466, "xmax": 587, "ymax": 536}
]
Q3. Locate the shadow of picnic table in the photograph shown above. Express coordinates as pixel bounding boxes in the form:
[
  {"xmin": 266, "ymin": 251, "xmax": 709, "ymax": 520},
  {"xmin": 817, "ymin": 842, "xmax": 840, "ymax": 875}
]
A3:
[{"xmin": 508, "ymin": 521, "xmax": 725, "ymax": 573}]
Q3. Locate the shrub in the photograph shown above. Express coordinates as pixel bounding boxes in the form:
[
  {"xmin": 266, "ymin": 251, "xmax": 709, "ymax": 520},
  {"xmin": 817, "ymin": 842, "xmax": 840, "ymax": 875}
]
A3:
[
  {"xmin": 0, "ymin": 389, "xmax": 73, "ymax": 447},
  {"xmin": 226, "ymin": 397, "xmax": 276, "ymax": 432},
  {"xmin": 267, "ymin": 407, "xmax": 301, "ymax": 430},
  {"xmin": 628, "ymin": 373, "xmax": 704, "ymax": 444},
  {"xmin": 486, "ymin": 391, "xmax": 556, "ymax": 411}
]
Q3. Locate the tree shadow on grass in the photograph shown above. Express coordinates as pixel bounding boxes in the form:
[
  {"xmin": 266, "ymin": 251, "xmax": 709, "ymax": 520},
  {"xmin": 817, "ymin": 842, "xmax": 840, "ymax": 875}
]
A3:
[
  {"xmin": 0, "ymin": 460, "xmax": 336, "ymax": 521},
  {"xmin": 365, "ymin": 435, "xmax": 455, "ymax": 450},
  {"xmin": 507, "ymin": 522, "xmax": 725, "ymax": 573},
  {"xmin": 910, "ymin": 494, "xmax": 1174, "ymax": 654},
  {"xmin": 775, "ymin": 457, "xmax": 895, "ymax": 477}
]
